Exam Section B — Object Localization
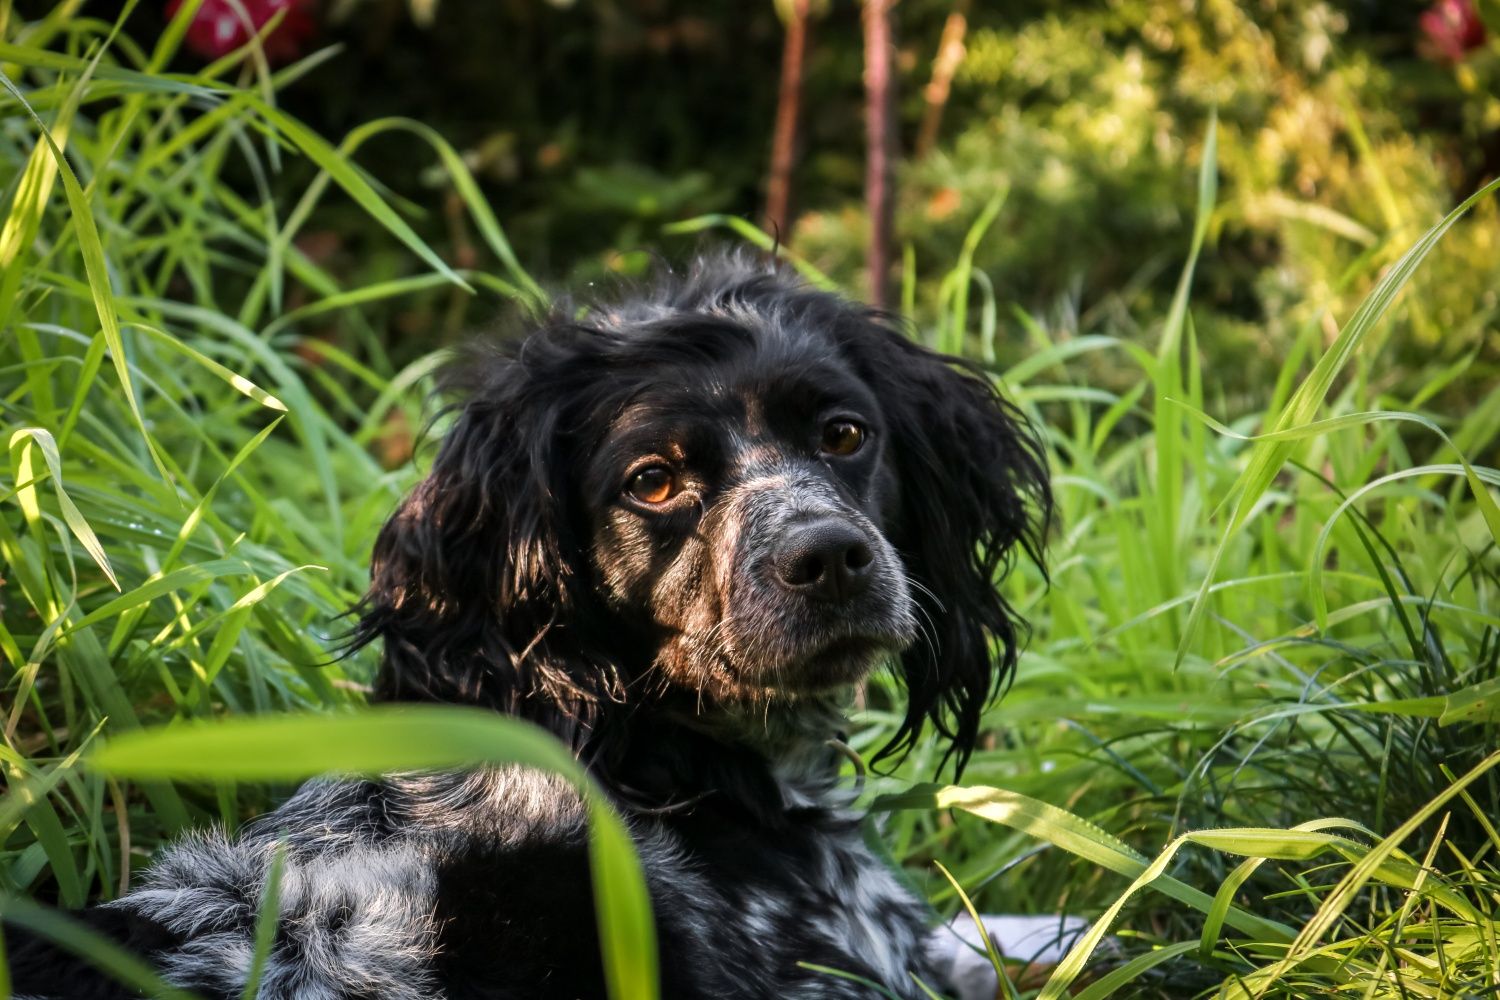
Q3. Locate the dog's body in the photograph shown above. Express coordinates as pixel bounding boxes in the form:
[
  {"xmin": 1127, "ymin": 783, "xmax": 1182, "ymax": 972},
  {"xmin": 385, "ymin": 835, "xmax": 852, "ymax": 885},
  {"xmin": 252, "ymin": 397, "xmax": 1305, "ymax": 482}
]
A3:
[
  {"xmin": 8, "ymin": 255, "xmax": 1049, "ymax": 999},
  {"xmin": 78, "ymin": 721, "xmax": 932, "ymax": 999}
]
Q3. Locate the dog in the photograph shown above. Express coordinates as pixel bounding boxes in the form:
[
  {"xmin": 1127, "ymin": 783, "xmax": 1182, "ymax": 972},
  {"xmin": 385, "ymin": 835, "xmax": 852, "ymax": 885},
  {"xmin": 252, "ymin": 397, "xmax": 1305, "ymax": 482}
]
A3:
[{"xmin": 7, "ymin": 252, "xmax": 1051, "ymax": 999}]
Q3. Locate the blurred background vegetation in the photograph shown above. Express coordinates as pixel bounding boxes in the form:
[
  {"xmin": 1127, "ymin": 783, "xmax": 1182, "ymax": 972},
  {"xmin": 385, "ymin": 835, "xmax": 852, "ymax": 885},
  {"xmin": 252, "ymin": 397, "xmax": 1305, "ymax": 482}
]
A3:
[
  {"xmin": 79, "ymin": 0, "xmax": 1500, "ymax": 393},
  {"xmin": 4, "ymin": 0, "xmax": 1500, "ymax": 995}
]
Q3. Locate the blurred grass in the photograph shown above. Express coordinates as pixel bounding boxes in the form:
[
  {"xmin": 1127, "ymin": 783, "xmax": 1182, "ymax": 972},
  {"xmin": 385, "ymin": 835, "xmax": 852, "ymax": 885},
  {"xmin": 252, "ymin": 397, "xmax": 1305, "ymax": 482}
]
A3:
[{"xmin": 2, "ymin": 5, "xmax": 1500, "ymax": 999}]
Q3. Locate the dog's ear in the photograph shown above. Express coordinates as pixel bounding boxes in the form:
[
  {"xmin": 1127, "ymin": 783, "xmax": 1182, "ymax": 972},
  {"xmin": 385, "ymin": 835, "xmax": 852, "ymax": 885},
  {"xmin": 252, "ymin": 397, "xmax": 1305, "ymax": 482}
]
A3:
[
  {"xmin": 351, "ymin": 341, "xmax": 614, "ymax": 736},
  {"xmin": 838, "ymin": 313, "xmax": 1051, "ymax": 777}
]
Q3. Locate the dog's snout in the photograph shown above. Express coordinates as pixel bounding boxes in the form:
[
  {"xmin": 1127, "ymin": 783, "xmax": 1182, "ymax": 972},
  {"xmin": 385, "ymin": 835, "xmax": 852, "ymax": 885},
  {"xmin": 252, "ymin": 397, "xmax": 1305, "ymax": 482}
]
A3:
[{"xmin": 773, "ymin": 518, "xmax": 876, "ymax": 603}]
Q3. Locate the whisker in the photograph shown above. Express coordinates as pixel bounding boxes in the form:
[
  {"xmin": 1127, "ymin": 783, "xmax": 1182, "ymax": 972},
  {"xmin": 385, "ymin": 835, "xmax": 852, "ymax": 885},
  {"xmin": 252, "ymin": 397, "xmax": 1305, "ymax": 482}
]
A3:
[{"xmin": 907, "ymin": 577, "xmax": 947, "ymax": 613}]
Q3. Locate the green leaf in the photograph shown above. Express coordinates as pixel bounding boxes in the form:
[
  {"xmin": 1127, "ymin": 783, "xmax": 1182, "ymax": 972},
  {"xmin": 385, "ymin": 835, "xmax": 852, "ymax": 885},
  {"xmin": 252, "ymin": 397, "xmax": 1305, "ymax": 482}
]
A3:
[
  {"xmin": 239, "ymin": 98, "xmax": 471, "ymax": 293},
  {"xmin": 2, "ymin": 765, "xmax": 85, "ymax": 909},
  {"xmin": 56, "ymin": 559, "xmax": 255, "ymax": 638},
  {"xmin": 874, "ymin": 784, "xmax": 1295, "ymax": 945},
  {"xmin": 1440, "ymin": 676, "xmax": 1500, "ymax": 726},
  {"xmin": 0, "ymin": 896, "xmax": 200, "ymax": 1000},
  {"xmin": 130, "ymin": 324, "xmax": 286, "ymax": 411},
  {"xmin": 241, "ymin": 843, "xmax": 286, "ymax": 1000},
  {"xmin": 663, "ymin": 214, "xmax": 838, "ymax": 289},
  {"xmin": 8, "ymin": 428, "xmax": 118, "ymax": 589},
  {"xmin": 1170, "ymin": 399, "xmax": 1500, "ymax": 622},
  {"xmin": 1229, "ymin": 751, "xmax": 1500, "ymax": 995},
  {"xmin": 0, "ymin": 68, "xmax": 174, "ymax": 486},
  {"xmin": 1309, "ymin": 463, "xmax": 1500, "ymax": 625},
  {"xmin": 1068, "ymin": 940, "xmax": 1199, "ymax": 1000}
]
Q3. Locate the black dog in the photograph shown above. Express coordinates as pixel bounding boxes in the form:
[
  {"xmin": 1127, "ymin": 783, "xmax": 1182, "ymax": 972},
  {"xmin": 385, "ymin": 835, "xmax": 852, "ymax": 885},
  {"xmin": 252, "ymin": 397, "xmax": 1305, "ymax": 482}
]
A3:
[{"xmin": 8, "ymin": 253, "xmax": 1049, "ymax": 999}]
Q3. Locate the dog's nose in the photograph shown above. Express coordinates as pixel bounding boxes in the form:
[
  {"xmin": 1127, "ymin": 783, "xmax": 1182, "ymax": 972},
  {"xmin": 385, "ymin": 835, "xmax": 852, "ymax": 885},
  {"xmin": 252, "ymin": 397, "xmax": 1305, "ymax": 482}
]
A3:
[{"xmin": 773, "ymin": 519, "xmax": 875, "ymax": 603}]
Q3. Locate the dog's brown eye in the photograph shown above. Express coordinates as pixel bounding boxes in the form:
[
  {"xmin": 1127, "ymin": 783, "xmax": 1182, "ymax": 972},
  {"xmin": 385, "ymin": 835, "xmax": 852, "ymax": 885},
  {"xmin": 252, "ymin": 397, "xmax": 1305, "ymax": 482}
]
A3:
[
  {"xmin": 820, "ymin": 420, "xmax": 865, "ymax": 457},
  {"xmin": 626, "ymin": 466, "xmax": 677, "ymax": 505}
]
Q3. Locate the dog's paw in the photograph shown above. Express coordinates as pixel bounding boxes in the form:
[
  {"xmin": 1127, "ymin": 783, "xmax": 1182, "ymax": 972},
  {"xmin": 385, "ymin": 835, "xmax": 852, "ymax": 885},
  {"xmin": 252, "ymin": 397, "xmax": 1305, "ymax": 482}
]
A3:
[{"xmin": 925, "ymin": 912, "xmax": 1090, "ymax": 1000}]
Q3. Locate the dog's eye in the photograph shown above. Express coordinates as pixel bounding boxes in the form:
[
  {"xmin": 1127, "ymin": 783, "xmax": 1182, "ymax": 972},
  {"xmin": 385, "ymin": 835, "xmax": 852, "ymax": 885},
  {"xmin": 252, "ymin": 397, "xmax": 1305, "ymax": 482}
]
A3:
[
  {"xmin": 820, "ymin": 420, "xmax": 865, "ymax": 457},
  {"xmin": 626, "ymin": 466, "xmax": 677, "ymax": 505}
]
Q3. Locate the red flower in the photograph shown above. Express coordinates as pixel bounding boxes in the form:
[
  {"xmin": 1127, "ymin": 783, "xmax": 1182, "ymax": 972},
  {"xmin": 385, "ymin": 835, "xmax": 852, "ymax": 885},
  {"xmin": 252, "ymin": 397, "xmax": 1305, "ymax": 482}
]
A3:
[
  {"xmin": 1418, "ymin": 0, "xmax": 1486, "ymax": 64},
  {"xmin": 165, "ymin": 0, "xmax": 318, "ymax": 64}
]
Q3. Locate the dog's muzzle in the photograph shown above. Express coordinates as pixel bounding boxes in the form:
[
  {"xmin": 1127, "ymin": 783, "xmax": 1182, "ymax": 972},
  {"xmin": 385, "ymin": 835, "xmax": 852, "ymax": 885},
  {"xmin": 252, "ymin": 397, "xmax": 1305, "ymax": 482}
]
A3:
[{"xmin": 721, "ymin": 466, "xmax": 915, "ymax": 687}]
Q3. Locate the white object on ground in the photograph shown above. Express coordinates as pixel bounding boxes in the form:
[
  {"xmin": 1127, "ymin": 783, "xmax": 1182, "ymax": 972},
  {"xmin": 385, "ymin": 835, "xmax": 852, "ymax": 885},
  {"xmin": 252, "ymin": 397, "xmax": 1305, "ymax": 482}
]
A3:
[{"xmin": 925, "ymin": 912, "xmax": 1091, "ymax": 1000}]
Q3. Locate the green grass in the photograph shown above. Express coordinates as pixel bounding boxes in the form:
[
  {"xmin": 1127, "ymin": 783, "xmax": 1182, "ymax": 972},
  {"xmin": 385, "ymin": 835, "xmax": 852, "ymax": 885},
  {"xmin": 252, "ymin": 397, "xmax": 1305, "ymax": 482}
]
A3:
[
  {"xmin": 3, "ymin": 7, "xmax": 1500, "ymax": 999},
  {"xmin": 847, "ymin": 124, "xmax": 1500, "ymax": 999},
  {"xmin": 0, "ymin": 7, "xmax": 659, "ymax": 996}
]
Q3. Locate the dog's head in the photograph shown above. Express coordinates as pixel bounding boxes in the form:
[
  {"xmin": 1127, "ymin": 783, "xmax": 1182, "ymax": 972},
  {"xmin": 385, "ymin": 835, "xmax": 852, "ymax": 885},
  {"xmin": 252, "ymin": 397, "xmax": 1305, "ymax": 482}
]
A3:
[{"xmin": 354, "ymin": 254, "xmax": 1049, "ymax": 773}]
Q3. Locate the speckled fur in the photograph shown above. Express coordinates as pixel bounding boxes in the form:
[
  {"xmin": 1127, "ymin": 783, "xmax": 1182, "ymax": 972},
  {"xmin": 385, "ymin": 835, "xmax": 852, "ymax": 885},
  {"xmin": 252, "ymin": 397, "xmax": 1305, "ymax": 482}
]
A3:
[{"xmin": 68, "ymin": 755, "xmax": 935, "ymax": 999}]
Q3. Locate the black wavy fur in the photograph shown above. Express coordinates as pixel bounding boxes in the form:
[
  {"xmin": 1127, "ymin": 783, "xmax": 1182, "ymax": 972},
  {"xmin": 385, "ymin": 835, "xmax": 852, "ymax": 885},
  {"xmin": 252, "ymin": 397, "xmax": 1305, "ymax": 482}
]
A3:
[{"xmin": 350, "ymin": 251, "xmax": 1049, "ymax": 776}]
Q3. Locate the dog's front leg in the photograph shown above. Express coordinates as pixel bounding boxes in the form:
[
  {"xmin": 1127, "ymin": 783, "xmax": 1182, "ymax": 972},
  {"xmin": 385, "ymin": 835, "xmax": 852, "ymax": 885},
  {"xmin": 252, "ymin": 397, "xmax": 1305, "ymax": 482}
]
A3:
[{"xmin": 925, "ymin": 912, "xmax": 1091, "ymax": 1000}]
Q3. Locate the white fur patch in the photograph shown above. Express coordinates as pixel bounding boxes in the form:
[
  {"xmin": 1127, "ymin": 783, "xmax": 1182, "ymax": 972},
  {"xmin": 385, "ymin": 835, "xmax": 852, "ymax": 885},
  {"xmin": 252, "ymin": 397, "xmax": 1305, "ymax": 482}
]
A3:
[{"xmin": 109, "ymin": 830, "xmax": 441, "ymax": 998}]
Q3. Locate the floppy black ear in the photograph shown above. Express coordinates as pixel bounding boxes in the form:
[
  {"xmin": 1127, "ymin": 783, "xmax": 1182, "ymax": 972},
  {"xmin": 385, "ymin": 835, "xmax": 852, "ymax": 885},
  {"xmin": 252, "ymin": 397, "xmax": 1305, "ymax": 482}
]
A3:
[
  {"xmin": 350, "ymin": 341, "xmax": 616, "ymax": 740},
  {"xmin": 839, "ymin": 315, "xmax": 1051, "ymax": 777}
]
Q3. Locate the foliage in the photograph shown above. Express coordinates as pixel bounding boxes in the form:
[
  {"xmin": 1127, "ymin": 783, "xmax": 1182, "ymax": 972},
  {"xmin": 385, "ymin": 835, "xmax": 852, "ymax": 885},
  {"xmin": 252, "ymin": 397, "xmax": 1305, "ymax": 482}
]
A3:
[
  {"xmin": 0, "ymin": 5, "xmax": 663, "ymax": 995},
  {"xmin": 794, "ymin": 0, "xmax": 1500, "ymax": 406},
  {"xmin": 848, "ymin": 126, "xmax": 1500, "ymax": 994},
  {"xmin": 0, "ymin": 0, "xmax": 591, "ymax": 978}
]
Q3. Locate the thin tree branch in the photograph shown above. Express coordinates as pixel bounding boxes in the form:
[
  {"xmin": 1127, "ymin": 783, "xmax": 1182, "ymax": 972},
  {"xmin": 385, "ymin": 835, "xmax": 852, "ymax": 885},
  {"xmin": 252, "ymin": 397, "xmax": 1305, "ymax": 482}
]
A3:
[
  {"xmin": 863, "ymin": 0, "xmax": 896, "ymax": 308},
  {"xmin": 766, "ymin": 0, "xmax": 812, "ymax": 240},
  {"xmin": 916, "ymin": 0, "xmax": 968, "ymax": 160}
]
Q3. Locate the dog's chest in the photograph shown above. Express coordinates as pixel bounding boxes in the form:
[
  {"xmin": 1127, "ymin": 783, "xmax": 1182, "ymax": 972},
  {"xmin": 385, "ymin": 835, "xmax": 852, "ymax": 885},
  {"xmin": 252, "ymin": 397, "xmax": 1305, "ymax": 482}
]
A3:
[{"xmin": 642, "ymin": 801, "xmax": 934, "ymax": 998}]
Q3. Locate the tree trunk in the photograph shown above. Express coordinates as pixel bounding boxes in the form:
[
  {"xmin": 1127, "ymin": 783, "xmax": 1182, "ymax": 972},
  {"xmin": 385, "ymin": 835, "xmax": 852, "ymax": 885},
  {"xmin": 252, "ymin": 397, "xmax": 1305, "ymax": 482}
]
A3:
[
  {"xmin": 765, "ymin": 0, "xmax": 812, "ymax": 241},
  {"xmin": 862, "ymin": 0, "xmax": 896, "ymax": 308}
]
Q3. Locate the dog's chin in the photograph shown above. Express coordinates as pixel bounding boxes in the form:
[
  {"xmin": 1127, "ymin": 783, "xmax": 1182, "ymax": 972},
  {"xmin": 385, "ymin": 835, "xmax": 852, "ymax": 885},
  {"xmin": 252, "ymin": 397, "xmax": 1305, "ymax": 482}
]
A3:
[
  {"xmin": 696, "ymin": 630, "xmax": 909, "ymax": 702},
  {"xmin": 782, "ymin": 635, "xmax": 892, "ymax": 691}
]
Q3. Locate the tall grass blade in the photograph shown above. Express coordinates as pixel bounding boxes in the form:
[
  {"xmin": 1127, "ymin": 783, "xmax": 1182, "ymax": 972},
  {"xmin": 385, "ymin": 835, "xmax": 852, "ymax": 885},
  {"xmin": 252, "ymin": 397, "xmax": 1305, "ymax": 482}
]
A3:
[
  {"xmin": 0, "ymin": 68, "xmax": 173, "ymax": 485},
  {"xmin": 0, "ymin": 896, "xmax": 200, "ymax": 999},
  {"xmin": 874, "ymin": 784, "xmax": 1296, "ymax": 943},
  {"xmin": 1177, "ymin": 175, "xmax": 1500, "ymax": 666},
  {"xmin": 8, "ymin": 428, "xmax": 117, "ymax": 588},
  {"xmin": 240, "ymin": 843, "xmax": 285, "ymax": 1000}
]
